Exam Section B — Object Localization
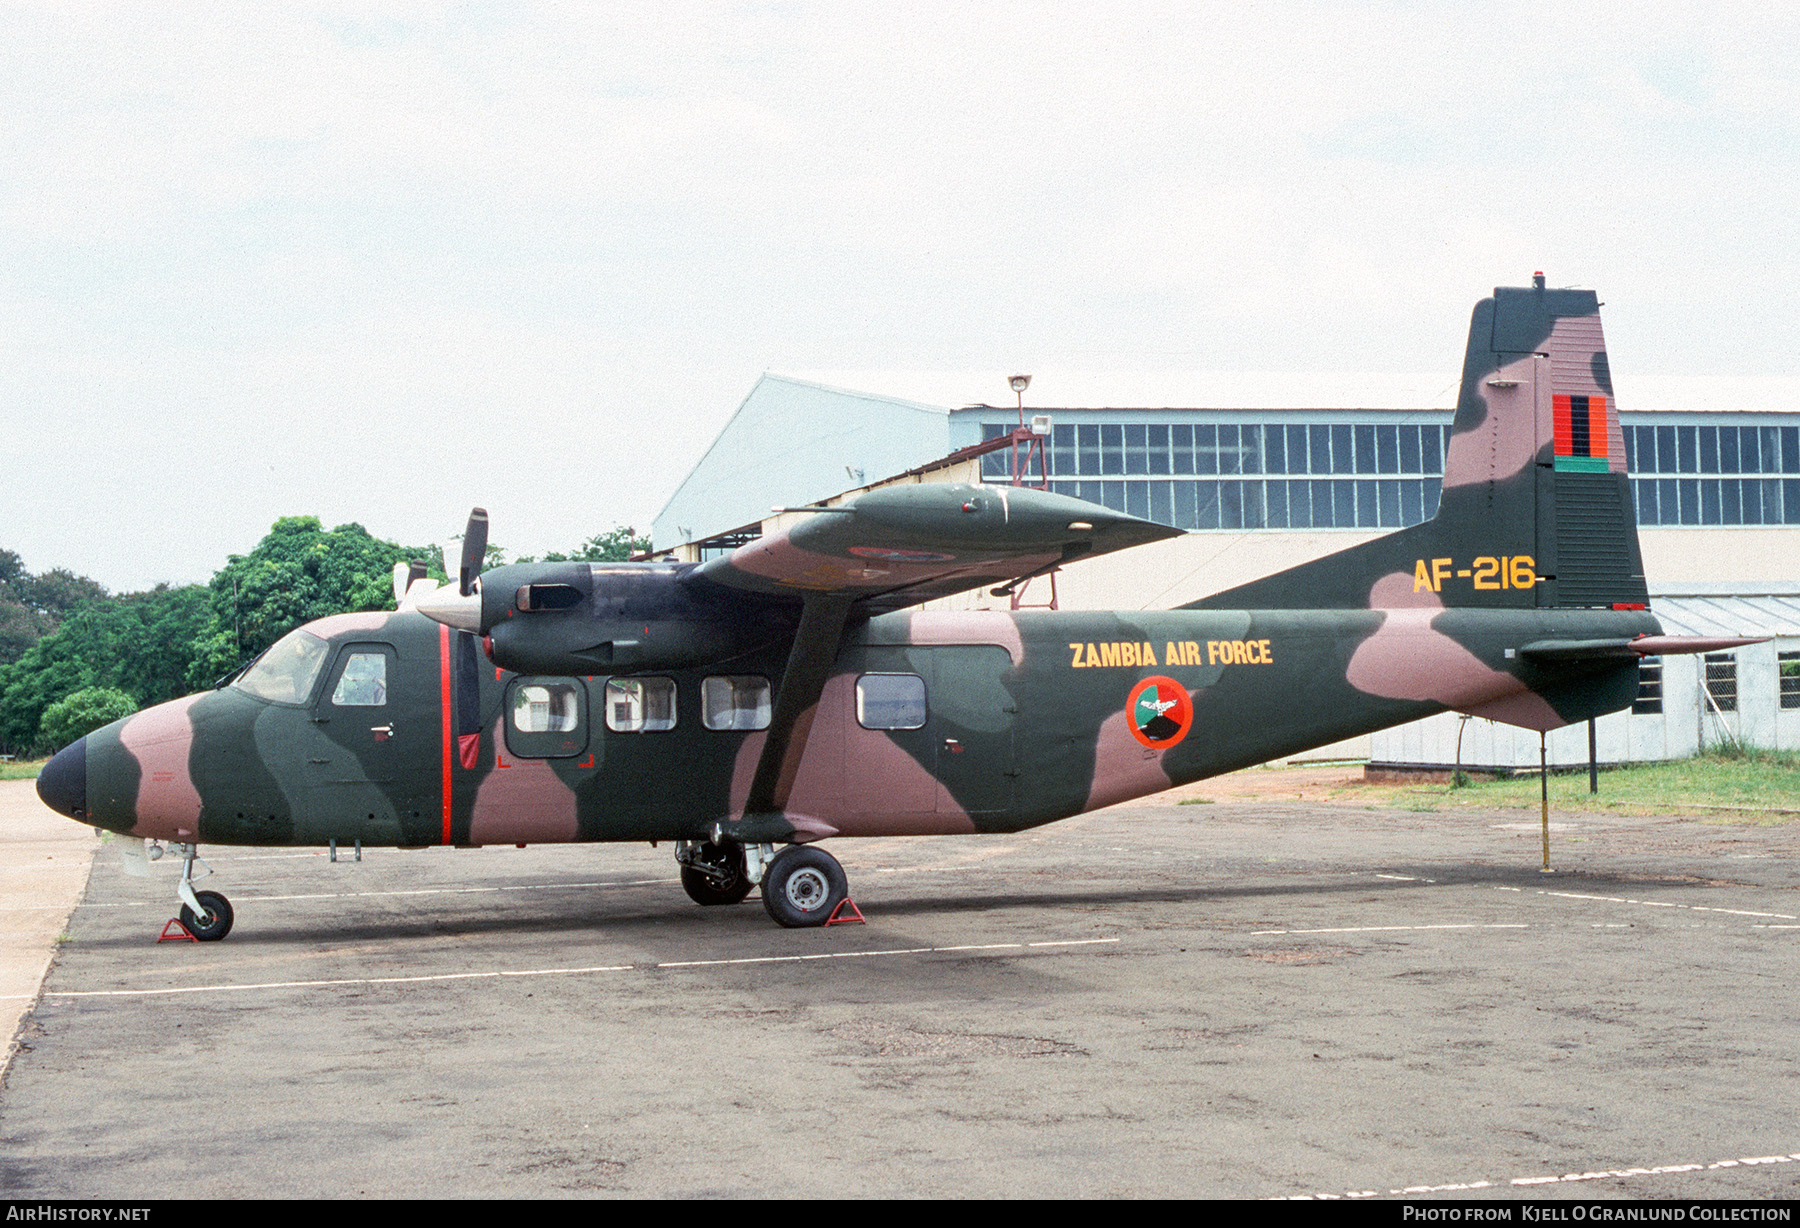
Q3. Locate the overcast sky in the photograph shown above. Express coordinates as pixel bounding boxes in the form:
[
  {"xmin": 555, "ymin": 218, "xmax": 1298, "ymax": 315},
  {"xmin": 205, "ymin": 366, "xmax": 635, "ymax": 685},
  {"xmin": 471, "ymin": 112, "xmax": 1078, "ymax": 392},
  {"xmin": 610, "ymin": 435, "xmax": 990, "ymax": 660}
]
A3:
[{"xmin": 3, "ymin": 2, "xmax": 1797, "ymax": 591}]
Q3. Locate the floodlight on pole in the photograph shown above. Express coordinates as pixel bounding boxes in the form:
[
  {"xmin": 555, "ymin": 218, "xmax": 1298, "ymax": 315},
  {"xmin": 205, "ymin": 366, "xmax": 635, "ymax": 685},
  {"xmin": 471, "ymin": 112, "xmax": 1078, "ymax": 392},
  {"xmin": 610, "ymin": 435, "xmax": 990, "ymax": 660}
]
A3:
[{"xmin": 1008, "ymin": 374, "xmax": 1031, "ymax": 425}]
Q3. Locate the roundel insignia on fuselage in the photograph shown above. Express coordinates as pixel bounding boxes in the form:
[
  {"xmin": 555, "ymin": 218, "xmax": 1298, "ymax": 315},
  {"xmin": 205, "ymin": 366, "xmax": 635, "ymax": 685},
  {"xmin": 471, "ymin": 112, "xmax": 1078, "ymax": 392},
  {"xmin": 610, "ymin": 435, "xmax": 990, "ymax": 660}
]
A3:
[{"xmin": 1126, "ymin": 675, "xmax": 1193, "ymax": 750}]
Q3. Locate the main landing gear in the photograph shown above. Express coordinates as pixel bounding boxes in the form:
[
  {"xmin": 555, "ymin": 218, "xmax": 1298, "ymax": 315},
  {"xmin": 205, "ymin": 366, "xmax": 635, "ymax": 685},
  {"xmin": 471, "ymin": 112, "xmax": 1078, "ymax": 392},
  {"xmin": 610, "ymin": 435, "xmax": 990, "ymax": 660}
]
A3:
[
  {"xmin": 760, "ymin": 844, "xmax": 849, "ymax": 929},
  {"xmin": 672, "ymin": 839, "xmax": 850, "ymax": 928},
  {"xmin": 674, "ymin": 840, "xmax": 753, "ymax": 906}
]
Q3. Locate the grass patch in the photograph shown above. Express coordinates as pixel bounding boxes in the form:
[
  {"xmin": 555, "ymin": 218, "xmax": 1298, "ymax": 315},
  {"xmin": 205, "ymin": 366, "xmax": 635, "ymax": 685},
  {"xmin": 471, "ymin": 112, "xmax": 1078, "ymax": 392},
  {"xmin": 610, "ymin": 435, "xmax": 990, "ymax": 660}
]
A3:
[
  {"xmin": 0, "ymin": 758, "xmax": 45, "ymax": 781},
  {"xmin": 1350, "ymin": 751, "xmax": 1800, "ymax": 818}
]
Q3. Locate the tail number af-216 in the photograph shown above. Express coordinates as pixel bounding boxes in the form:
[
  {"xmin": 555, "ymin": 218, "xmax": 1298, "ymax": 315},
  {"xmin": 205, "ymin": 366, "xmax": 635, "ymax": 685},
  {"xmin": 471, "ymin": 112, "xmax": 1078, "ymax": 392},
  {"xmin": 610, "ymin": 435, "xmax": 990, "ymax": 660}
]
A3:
[{"xmin": 1413, "ymin": 555, "xmax": 1537, "ymax": 594}]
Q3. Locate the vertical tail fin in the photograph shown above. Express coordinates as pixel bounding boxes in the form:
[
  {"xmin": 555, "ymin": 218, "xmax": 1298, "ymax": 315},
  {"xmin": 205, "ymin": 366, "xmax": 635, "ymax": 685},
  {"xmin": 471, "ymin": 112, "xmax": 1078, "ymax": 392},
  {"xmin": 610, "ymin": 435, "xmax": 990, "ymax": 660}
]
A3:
[{"xmin": 1187, "ymin": 275, "xmax": 1648, "ymax": 611}]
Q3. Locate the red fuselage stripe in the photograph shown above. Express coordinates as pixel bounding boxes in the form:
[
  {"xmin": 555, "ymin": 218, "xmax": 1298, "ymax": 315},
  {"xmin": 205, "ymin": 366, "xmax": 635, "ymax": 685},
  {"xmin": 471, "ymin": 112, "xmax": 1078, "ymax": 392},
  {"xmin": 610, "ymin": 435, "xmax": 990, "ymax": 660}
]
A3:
[{"xmin": 439, "ymin": 623, "xmax": 452, "ymax": 844}]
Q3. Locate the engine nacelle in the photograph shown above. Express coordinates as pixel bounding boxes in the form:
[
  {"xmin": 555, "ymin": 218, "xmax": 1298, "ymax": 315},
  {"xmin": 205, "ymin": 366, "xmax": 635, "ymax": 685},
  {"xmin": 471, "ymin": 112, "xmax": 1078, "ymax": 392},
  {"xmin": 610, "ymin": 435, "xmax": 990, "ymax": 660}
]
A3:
[{"xmin": 474, "ymin": 561, "xmax": 788, "ymax": 676}]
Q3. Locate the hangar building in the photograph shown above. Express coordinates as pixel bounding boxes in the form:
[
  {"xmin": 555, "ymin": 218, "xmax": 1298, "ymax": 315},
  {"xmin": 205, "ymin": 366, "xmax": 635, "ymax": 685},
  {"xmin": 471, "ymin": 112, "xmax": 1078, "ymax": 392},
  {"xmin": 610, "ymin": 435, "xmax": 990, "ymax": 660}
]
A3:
[{"xmin": 653, "ymin": 370, "xmax": 1800, "ymax": 764}]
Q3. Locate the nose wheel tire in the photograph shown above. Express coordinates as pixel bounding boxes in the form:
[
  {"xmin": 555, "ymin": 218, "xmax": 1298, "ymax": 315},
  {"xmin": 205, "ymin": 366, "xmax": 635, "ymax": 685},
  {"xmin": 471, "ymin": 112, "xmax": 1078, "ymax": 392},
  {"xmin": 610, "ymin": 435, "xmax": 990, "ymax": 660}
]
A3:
[
  {"xmin": 760, "ymin": 845, "xmax": 848, "ymax": 928},
  {"xmin": 179, "ymin": 890, "xmax": 234, "ymax": 941}
]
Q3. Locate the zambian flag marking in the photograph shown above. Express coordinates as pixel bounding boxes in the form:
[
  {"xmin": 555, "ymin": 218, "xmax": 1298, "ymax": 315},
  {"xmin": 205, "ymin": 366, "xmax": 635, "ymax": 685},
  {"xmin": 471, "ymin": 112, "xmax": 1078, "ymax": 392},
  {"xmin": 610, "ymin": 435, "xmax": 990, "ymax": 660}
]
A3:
[{"xmin": 1554, "ymin": 393, "xmax": 1612, "ymax": 473}]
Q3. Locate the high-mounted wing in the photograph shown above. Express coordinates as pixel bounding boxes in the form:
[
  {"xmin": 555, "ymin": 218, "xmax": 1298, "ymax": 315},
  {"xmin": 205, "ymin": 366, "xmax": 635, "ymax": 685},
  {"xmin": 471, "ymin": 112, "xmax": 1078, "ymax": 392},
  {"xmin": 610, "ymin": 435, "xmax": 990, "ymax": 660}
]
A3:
[
  {"xmin": 691, "ymin": 483, "xmax": 1180, "ymax": 612},
  {"xmin": 415, "ymin": 485, "xmax": 1178, "ymax": 671}
]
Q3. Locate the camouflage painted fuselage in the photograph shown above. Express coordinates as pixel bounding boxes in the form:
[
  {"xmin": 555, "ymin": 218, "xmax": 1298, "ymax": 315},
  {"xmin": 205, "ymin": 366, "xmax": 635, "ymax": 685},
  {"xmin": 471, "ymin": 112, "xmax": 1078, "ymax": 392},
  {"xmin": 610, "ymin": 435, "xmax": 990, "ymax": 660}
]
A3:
[
  {"xmin": 70, "ymin": 600, "xmax": 1652, "ymax": 849},
  {"xmin": 41, "ymin": 277, "xmax": 1675, "ymax": 862}
]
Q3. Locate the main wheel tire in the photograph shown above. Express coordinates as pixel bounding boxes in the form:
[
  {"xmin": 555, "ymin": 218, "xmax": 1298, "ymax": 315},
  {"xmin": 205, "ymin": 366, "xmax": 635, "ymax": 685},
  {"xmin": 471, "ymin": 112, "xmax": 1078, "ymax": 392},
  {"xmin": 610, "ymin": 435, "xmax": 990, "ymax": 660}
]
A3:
[
  {"xmin": 681, "ymin": 863, "xmax": 752, "ymax": 906},
  {"xmin": 760, "ymin": 845, "xmax": 848, "ymax": 929},
  {"xmin": 179, "ymin": 890, "xmax": 234, "ymax": 941}
]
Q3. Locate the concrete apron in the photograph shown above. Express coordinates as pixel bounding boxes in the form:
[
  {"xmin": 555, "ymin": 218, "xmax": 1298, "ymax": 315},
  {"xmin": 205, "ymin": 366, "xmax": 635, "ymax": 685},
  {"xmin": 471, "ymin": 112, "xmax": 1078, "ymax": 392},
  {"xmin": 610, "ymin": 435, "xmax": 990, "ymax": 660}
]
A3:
[{"xmin": 0, "ymin": 779, "xmax": 100, "ymax": 1077}]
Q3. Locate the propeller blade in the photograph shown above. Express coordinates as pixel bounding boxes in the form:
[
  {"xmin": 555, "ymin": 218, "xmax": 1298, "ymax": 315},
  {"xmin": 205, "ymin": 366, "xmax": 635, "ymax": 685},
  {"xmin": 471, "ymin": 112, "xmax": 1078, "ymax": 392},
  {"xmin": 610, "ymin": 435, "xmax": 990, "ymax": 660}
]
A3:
[{"xmin": 459, "ymin": 507, "xmax": 489, "ymax": 597}]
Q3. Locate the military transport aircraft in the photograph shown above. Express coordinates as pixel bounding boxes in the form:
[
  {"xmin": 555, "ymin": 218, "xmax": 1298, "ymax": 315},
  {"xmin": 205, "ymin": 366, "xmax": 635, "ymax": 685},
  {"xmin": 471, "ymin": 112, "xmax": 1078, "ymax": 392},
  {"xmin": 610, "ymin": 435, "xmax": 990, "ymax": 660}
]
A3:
[{"xmin": 35, "ymin": 279, "xmax": 1753, "ymax": 938}]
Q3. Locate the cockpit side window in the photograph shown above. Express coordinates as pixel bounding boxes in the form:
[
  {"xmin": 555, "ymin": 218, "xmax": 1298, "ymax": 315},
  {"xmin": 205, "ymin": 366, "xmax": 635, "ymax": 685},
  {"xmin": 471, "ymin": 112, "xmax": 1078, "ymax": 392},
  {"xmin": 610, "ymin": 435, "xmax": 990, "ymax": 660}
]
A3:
[
  {"xmin": 234, "ymin": 629, "xmax": 331, "ymax": 706},
  {"xmin": 330, "ymin": 651, "xmax": 389, "ymax": 707}
]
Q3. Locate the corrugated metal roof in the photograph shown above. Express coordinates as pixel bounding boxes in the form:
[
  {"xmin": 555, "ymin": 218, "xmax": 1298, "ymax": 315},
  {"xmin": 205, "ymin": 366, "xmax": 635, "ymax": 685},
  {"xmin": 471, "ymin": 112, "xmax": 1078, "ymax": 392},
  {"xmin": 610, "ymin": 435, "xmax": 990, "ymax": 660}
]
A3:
[
  {"xmin": 780, "ymin": 370, "xmax": 1461, "ymax": 410},
  {"xmin": 774, "ymin": 371, "xmax": 1800, "ymax": 415},
  {"xmin": 1648, "ymin": 591, "xmax": 1800, "ymax": 638}
]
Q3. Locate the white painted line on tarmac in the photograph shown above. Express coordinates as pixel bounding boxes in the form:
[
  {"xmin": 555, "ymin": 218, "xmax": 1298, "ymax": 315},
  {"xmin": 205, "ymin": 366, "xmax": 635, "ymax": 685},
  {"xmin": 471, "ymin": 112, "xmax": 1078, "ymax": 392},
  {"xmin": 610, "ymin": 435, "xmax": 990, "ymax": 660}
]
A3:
[
  {"xmin": 658, "ymin": 938, "xmax": 1118, "ymax": 969},
  {"xmin": 1501, "ymin": 885, "xmax": 1797, "ymax": 921},
  {"xmin": 253, "ymin": 878, "xmax": 673, "ymax": 902},
  {"xmin": 38, "ymin": 937, "xmax": 1120, "ymax": 1000},
  {"xmin": 78, "ymin": 878, "xmax": 677, "ymax": 908},
  {"xmin": 1277, "ymin": 1148, "xmax": 1800, "ymax": 1199},
  {"xmin": 1249, "ymin": 924, "xmax": 1528, "ymax": 936},
  {"xmin": 44, "ymin": 966, "xmax": 638, "ymax": 998}
]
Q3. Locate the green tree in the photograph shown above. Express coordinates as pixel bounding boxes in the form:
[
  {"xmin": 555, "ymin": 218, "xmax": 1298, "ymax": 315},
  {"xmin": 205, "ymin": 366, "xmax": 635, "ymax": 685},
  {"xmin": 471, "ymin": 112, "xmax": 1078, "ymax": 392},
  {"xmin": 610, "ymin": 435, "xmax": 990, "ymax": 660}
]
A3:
[
  {"xmin": 0, "ymin": 584, "xmax": 211, "ymax": 753},
  {"xmin": 0, "ymin": 551, "xmax": 110, "ymax": 667},
  {"xmin": 518, "ymin": 526, "xmax": 653, "ymax": 564},
  {"xmin": 38, "ymin": 687, "xmax": 138, "ymax": 751},
  {"xmin": 186, "ymin": 517, "xmax": 440, "ymax": 687},
  {"xmin": 10, "ymin": 568, "xmax": 108, "ymax": 625},
  {"xmin": 0, "ymin": 599, "xmax": 37, "ymax": 668}
]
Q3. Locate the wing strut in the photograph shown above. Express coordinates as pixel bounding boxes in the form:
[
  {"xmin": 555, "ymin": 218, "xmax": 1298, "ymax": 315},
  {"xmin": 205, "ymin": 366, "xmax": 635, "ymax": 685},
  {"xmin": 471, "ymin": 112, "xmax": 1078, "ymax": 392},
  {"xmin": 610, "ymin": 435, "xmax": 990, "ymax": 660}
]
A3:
[{"xmin": 742, "ymin": 594, "xmax": 855, "ymax": 826}]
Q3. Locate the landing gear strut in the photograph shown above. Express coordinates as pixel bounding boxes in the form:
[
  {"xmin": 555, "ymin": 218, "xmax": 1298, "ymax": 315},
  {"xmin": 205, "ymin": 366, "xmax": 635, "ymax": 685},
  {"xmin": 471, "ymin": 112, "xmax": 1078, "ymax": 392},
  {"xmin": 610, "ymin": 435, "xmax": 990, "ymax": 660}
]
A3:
[
  {"xmin": 172, "ymin": 843, "xmax": 234, "ymax": 941},
  {"xmin": 674, "ymin": 840, "xmax": 753, "ymax": 906}
]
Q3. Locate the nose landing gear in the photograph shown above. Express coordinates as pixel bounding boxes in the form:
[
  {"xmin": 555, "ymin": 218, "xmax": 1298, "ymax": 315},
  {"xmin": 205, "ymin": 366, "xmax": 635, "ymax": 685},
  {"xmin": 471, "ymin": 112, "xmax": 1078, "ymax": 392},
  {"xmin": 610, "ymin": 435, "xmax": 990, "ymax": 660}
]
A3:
[
  {"xmin": 179, "ymin": 890, "xmax": 234, "ymax": 941},
  {"xmin": 171, "ymin": 843, "xmax": 234, "ymax": 942}
]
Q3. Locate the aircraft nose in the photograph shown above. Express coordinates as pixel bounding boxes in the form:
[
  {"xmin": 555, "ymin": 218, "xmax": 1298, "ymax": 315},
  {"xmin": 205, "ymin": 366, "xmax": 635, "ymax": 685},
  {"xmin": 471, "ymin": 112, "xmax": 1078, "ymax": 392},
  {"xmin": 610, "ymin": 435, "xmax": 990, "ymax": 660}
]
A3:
[{"xmin": 36, "ymin": 736, "xmax": 87, "ymax": 820}]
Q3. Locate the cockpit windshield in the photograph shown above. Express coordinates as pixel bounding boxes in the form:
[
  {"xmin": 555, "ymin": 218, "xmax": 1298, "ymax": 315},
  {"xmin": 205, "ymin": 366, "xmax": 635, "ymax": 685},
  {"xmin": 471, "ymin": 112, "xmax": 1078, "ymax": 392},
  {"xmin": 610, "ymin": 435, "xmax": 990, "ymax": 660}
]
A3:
[{"xmin": 233, "ymin": 629, "xmax": 330, "ymax": 705}]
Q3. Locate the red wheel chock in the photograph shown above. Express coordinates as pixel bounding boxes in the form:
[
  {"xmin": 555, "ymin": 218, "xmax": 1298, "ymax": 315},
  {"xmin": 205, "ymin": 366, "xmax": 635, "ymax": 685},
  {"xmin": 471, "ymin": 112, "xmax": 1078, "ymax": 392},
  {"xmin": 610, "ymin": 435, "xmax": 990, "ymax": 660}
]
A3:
[
  {"xmin": 825, "ymin": 898, "xmax": 865, "ymax": 926},
  {"xmin": 158, "ymin": 919, "xmax": 198, "ymax": 943}
]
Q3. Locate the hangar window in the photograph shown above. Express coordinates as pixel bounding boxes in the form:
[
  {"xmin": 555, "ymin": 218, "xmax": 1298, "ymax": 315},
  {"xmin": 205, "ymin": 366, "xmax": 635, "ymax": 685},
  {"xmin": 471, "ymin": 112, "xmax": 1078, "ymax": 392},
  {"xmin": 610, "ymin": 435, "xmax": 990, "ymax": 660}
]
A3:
[
  {"xmin": 856, "ymin": 673, "xmax": 927, "ymax": 730},
  {"xmin": 1632, "ymin": 657, "xmax": 1662, "ymax": 715},
  {"xmin": 1704, "ymin": 653, "xmax": 1738, "ymax": 714},
  {"xmin": 703, "ymin": 676, "xmax": 771, "ymax": 730},
  {"xmin": 235, "ymin": 629, "xmax": 330, "ymax": 706},
  {"xmin": 1781, "ymin": 653, "xmax": 1800, "ymax": 711},
  {"xmin": 606, "ymin": 677, "xmax": 677, "ymax": 733}
]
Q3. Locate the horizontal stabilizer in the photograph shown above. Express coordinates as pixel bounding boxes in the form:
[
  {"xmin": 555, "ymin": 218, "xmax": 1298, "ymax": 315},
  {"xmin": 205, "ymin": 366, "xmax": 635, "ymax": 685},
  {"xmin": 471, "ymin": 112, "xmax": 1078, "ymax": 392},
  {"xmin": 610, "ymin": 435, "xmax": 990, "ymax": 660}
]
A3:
[{"xmin": 1520, "ymin": 634, "xmax": 1766, "ymax": 662}]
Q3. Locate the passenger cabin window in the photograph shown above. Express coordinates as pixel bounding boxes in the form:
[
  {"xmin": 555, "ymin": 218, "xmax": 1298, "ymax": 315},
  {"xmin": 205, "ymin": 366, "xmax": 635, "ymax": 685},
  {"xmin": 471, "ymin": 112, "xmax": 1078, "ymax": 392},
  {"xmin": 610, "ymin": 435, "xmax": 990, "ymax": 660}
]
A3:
[
  {"xmin": 234, "ymin": 629, "xmax": 330, "ymax": 705},
  {"xmin": 513, "ymin": 683, "xmax": 579, "ymax": 732},
  {"xmin": 505, "ymin": 679, "xmax": 587, "ymax": 758},
  {"xmin": 856, "ymin": 673, "xmax": 927, "ymax": 730},
  {"xmin": 331, "ymin": 652, "xmax": 388, "ymax": 706},
  {"xmin": 703, "ymin": 676, "xmax": 771, "ymax": 730},
  {"xmin": 605, "ymin": 678, "xmax": 677, "ymax": 732}
]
